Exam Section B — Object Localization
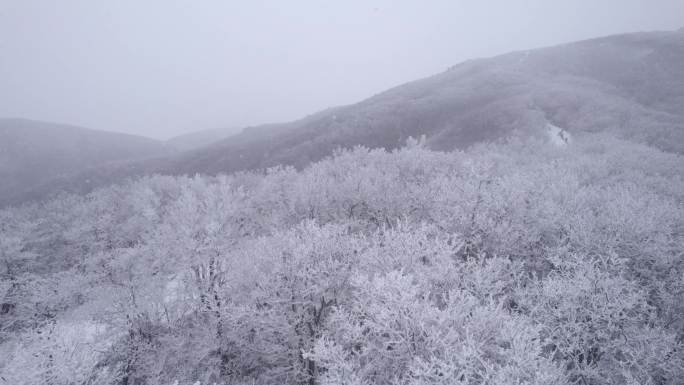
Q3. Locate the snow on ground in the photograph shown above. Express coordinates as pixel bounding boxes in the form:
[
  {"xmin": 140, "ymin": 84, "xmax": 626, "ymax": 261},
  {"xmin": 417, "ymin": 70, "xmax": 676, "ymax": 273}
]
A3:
[{"xmin": 546, "ymin": 122, "xmax": 572, "ymax": 146}]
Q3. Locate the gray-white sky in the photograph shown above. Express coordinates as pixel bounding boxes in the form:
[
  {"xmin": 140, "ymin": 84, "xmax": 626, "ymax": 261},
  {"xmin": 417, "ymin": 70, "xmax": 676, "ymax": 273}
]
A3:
[{"xmin": 1, "ymin": 0, "xmax": 683, "ymax": 139}]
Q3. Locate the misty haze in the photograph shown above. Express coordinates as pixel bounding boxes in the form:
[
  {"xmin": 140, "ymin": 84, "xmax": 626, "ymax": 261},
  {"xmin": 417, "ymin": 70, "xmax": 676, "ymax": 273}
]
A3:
[{"xmin": 1, "ymin": 1, "xmax": 683, "ymax": 384}]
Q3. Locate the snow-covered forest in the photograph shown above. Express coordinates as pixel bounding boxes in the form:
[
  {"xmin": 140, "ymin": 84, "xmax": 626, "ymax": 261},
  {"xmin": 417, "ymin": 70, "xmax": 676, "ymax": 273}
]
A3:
[{"xmin": 1, "ymin": 134, "xmax": 682, "ymax": 385}]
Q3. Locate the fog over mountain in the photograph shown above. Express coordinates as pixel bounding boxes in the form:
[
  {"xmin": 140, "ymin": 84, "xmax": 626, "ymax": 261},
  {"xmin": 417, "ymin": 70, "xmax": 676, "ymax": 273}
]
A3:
[
  {"xmin": 3, "ymin": 29, "xmax": 682, "ymax": 207},
  {"xmin": 2, "ymin": 4, "xmax": 684, "ymax": 381},
  {"xmin": 0, "ymin": 119, "xmax": 172, "ymax": 205},
  {"xmin": 166, "ymin": 29, "xmax": 684, "ymax": 175},
  {"xmin": 165, "ymin": 126, "xmax": 242, "ymax": 152},
  {"xmin": 3, "ymin": 1, "xmax": 684, "ymax": 139}
]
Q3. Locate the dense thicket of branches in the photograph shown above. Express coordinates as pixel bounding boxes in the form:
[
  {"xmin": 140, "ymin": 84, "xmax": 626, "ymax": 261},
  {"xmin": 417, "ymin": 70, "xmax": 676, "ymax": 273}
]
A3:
[{"xmin": 1, "ymin": 134, "xmax": 683, "ymax": 385}]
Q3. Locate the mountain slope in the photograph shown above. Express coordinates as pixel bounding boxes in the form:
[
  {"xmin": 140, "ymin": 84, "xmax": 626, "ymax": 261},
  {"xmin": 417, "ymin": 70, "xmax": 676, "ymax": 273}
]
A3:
[
  {"xmin": 164, "ymin": 29, "xmax": 683, "ymax": 176},
  {"xmin": 0, "ymin": 119, "xmax": 172, "ymax": 205},
  {"xmin": 5, "ymin": 29, "xmax": 684, "ymax": 206},
  {"xmin": 165, "ymin": 126, "xmax": 242, "ymax": 152}
]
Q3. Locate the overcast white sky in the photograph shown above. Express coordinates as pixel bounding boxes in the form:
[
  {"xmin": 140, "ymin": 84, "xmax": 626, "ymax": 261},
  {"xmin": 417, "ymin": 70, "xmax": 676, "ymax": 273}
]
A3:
[{"xmin": 1, "ymin": 0, "xmax": 683, "ymax": 139}]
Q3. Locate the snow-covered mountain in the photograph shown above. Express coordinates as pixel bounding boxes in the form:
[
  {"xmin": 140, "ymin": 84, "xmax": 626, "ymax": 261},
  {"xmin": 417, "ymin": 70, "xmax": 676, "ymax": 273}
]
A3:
[
  {"xmin": 165, "ymin": 126, "xmax": 242, "ymax": 152},
  {"xmin": 4, "ymin": 29, "xmax": 684, "ymax": 206},
  {"xmin": 0, "ymin": 119, "xmax": 172, "ymax": 205},
  {"xmin": 166, "ymin": 29, "xmax": 683, "ymax": 176}
]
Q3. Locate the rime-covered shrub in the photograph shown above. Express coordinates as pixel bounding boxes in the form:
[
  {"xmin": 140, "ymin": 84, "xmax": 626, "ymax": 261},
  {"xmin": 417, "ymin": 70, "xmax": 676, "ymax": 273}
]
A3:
[
  {"xmin": 1, "ymin": 134, "xmax": 682, "ymax": 384},
  {"xmin": 518, "ymin": 252, "xmax": 684, "ymax": 384},
  {"xmin": 309, "ymin": 271, "xmax": 566, "ymax": 385}
]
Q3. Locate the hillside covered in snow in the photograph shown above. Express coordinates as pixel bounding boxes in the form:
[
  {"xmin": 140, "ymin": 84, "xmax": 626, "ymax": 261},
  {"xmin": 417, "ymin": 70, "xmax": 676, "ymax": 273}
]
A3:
[{"xmin": 4, "ymin": 29, "xmax": 684, "ymax": 207}]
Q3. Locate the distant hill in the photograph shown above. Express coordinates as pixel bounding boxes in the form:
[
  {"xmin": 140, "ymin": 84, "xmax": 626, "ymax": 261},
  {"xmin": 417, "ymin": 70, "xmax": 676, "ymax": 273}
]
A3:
[
  {"xmin": 165, "ymin": 126, "xmax": 242, "ymax": 152},
  {"xmin": 4, "ymin": 29, "xmax": 684, "ymax": 206},
  {"xmin": 164, "ymin": 29, "xmax": 683, "ymax": 176},
  {"xmin": 0, "ymin": 119, "xmax": 172, "ymax": 205}
]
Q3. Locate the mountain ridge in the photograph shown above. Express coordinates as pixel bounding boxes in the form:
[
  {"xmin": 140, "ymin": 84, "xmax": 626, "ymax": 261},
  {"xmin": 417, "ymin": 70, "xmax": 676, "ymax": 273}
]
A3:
[
  {"xmin": 3, "ymin": 29, "xmax": 684, "ymax": 207},
  {"xmin": 0, "ymin": 118, "xmax": 173, "ymax": 205},
  {"xmin": 162, "ymin": 29, "xmax": 683, "ymax": 173},
  {"xmin": 164, "ymin": 125, "xmax": 243, "ymax": 152}
]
